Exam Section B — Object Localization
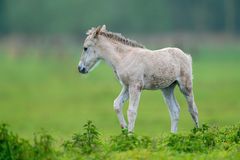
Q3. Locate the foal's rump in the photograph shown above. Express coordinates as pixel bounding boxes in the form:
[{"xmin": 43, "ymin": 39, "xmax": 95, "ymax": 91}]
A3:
[
  {"xmin": 164, "ymin": 47, "xmax": 193, "ymax": 94},
  {"xmin": 157, "ymin": 47, "xmax": 192, "ymax": 76}
]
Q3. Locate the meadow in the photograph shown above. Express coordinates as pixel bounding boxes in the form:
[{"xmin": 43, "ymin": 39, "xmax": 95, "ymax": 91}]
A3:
[{"xmin": 0, "ymin": 41, "xmax": 240, "ymax": 159}]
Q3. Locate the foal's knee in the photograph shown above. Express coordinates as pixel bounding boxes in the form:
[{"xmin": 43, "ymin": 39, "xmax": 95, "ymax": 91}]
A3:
[{"xmin": 114, "ymin": 99, "xmax": 122, "ymax": 113}]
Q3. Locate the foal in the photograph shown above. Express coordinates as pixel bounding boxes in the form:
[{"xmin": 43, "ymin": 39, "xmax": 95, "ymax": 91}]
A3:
[{"xmin": 78, "ymin": 25, "xmax": 199, "ymax": 133}]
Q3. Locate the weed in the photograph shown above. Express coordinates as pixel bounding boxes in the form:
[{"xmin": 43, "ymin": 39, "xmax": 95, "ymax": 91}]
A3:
[
  {"xmin": 0, "ymin": 124, "xmax": 33, "ymax": 160},
  {"xmin": 33, "ymin": 130, "xmax": 56, "ymax": 160},
  {"xmin": 110, "ymin": 129, "xmax": 151, "ymax": 151},
  {"xmin": 63, "ymin": 120, "xmax": 101, "ymax": 154}
]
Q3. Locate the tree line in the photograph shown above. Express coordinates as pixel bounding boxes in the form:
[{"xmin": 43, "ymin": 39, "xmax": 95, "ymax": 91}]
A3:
[{"xmin": 0, "ymin": 0, "xmax": 239, "ymax": 34}]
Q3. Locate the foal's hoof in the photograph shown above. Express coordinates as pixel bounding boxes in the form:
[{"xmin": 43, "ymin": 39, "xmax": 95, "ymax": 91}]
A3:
[
  {"xmin": 121, "ymin": 128, "xmax": 128, "ymax": 134},
  {"xmin": 127, "ymin": 132, "xmax": 134, "ymax": 136},
  {"xmin": 196, "ymin": 123, "xmax": 199, "ymax": 128}
]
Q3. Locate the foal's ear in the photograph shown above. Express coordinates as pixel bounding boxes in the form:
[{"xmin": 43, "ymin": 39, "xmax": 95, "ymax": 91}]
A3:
[
  {"xmin": 86, "ymin": 27, "xmax": 95, "ymax": 35},
  {"xmin": 101, "ymin": 25, "xmax": 107, "ymax": 31},
  {"xmin": 93, "ymin": 26, "xmax": 102, "ymax": 38}
]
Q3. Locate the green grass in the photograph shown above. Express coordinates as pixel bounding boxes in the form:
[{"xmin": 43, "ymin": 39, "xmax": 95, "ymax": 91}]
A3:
[
  {"xmin": 0, "ymin": 44, "xmax": 240, "ymax": 141},
  {"xmin": 0, "ymin": 43, "xmax": 240, "ymax": 159}
]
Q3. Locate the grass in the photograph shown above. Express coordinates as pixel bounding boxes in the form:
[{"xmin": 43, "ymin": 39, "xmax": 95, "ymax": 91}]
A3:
[
  {"xmin": 0, "ymin": 43, "xmax": 240, "ymax": 159},
  {"xmin": 0, "ymin": 44, "xmax": 240, "ymax": 139}
]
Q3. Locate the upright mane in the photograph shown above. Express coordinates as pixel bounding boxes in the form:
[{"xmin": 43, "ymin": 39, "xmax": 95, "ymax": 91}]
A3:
[{"xmin": 99, "ymin": 31, "xmax": 145, "ymax": 48}]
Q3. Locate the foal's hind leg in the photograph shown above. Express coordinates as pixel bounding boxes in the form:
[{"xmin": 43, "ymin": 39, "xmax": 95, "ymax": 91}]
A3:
[
  {"xmin": 162, "ymin": 82, "xmax": 180, "ymax": 133},
  {"xmin": 178, "ymin": 75, "xmax": 199, "ymax": 127}
]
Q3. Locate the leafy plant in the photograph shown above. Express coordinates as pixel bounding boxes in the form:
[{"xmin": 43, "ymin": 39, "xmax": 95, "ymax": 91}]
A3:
[
  {"xmin": 33, "ymin": 130, "xmax": 56, "ymax": 160},
  {"xmin": 0, "ymin": 124, "xmax": 33, "ymax": 160},
  {"xmin": 110, "ymin": 129, "xmax": 151, "ymax": 151},
  {"xmin": 63, "ymin": 120, "xmax": 101, "ymax": 154},
  {"xmin": 167, "ymin": 124, "xmax": 217, "ymax": 153}
]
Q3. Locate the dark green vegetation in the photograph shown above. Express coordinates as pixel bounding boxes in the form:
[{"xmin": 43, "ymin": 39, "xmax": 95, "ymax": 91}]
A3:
[
  {"xmin": 0, "ymin": 0, "xmax": 240, "ymax": 34},
  {"xmin": 0, "ymin": 122, "xmax": 240, "ymax": 160}
]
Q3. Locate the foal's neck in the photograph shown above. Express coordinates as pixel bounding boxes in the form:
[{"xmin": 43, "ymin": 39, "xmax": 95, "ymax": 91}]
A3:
[{"xmin": 98, "ymin": 37, "xmax": 130, "ymax": 69}]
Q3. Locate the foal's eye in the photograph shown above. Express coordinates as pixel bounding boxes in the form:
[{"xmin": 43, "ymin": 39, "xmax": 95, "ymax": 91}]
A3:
[{"xmin": 83, "ymin": 47, "xmax": 88, "ymax": 52}]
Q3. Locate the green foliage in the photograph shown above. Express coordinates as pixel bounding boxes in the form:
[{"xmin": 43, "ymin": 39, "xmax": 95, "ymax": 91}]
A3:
[
  {"xmin": 110, "ymin": 129, "xmax": 151, "ymax": 151},
  {"xmin": 167, "ymin": 124, "xmax": 217, "ymax": 153},
  {"xmin": 63, "ymin": 120, "xmax": 101, "ymax": 154},
  {"xmin": 0, "ymin": 122, "xmax": 240, "ymax": 159},
  {"xmin": 167, "ymin": 124, "xmax": 240, "ymax": 153},
  {"xmin": 33, "ymin": 131, "xmax": 56, "ymax": 160},
  {"xmin": 0, "ymin": 123, "xmax": 33, "ymax": 160},
  {"xmin": 0, "ymin": 124, "xmax": 56, "ymax": 160}
]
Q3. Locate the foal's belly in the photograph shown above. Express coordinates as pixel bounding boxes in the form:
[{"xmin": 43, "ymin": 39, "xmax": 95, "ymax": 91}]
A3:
[{"xmin": 143, "ymin": 74, "xmax": 176, "ymax": 90}]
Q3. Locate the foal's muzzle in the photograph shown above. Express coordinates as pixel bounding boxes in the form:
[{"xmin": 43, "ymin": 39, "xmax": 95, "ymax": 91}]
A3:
[{"xmin": 78, "ymin": 65, "xmax": 88, "ymax": 74}]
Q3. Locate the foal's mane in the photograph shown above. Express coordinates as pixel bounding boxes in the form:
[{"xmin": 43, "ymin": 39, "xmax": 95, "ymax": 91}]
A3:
[
  {"xmin": 87, "ymin": 27, "xmax": 145, "ymax": 49},
  {"xmin": 99, "ymin": 31, "xmax": 145, "ymax": 48}
]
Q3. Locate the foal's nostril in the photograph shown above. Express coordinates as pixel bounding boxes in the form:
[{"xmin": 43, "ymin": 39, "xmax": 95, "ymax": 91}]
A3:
[
  {"xmin": 78, "ymin": 66, "xmax": 87, "ymax": 74},
  {"xmin": 81, "ymin": 67, "xmax": 86, "ymax": 73}
]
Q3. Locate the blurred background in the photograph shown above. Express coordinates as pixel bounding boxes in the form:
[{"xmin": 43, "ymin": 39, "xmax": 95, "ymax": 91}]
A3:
[{"xmin": 0, "ymin": 0, "xmax": 239, "ymax": 138}]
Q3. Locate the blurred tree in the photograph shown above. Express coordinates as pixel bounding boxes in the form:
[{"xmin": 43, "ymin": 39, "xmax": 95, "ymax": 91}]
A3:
[
  {"xmin": 236, "ymin": 0, "xmax": 240, "ymax": 33},
  {"xmin": 225, "ymin": 0, "xmax": 235, "ymax": 33},
  {"xmin": 0, "ymin": 0, "xmax": 7, "ymax": 34},
  {"xmin": 0, "ymin": 0, "xmax": 239, "ymax": 34}
]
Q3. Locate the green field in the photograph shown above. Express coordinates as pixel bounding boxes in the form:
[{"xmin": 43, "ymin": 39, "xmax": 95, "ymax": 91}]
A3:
[{"xmin": 0, "ymin": 44, "xmax": 240, "ymax": 159}]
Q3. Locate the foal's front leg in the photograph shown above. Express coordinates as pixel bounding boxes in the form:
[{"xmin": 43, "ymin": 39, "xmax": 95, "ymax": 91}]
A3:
[
  {"xmin": 127, "ymin": 84, "xmax": 142, "ymax": 133},
  {"xmin": 114, "ymin": 86, "xmax": 129, "ymax": 129}
]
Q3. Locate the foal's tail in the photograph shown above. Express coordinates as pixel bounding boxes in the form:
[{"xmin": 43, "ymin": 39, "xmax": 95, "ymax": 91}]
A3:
[
  {"xmin": 185, "ymin": 53, "xmax": 193, "ymax": 74},
  {"xmin": 186, "ymin": 53, "xmax": 192, "ymax": 66},
  {"xmin": 185, "ymin": 53, "xmax": 193, "ymax": 83}
]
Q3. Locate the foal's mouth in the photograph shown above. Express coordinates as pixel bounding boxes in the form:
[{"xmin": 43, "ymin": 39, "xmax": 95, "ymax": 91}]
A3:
[{"xmin": 80, "ymin": 71, "xmax": 88, "ymax": 74}]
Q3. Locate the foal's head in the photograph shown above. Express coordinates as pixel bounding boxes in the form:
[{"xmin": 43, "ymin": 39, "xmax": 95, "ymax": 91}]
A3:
[{"xmin": 78, "ymin": 25, "xmax": 106, "ymax": 74}]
